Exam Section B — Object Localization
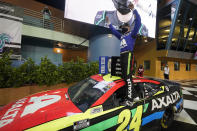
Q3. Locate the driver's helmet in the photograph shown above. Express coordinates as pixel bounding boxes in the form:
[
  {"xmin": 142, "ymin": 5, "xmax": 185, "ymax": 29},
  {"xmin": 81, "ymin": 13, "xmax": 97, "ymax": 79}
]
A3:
[{"xmin": 112, "ymin": 0, "xmax": 131, "ymax": 15}]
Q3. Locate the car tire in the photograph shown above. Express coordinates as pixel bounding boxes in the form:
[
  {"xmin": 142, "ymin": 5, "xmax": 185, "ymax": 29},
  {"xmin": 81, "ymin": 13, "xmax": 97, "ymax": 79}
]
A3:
[{"xmin": 161, "ymin": 107, "xmax": 174, "ymax": 130}]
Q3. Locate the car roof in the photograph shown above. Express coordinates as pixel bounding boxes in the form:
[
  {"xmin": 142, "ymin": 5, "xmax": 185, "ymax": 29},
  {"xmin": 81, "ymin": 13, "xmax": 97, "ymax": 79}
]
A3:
[
  {"xmin": 90, "ymin": 74, "xmax": 160, "ymax": 107},
  {"xmin": 91, "ymin": 74, "xmax": 160, "ymax": 85}
]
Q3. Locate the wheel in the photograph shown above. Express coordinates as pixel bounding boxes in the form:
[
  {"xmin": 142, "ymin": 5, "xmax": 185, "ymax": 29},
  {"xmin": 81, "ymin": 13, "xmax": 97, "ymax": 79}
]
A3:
[{"xmin": 161, "ymin": 107, "xmax": 174, "ymax": 130}]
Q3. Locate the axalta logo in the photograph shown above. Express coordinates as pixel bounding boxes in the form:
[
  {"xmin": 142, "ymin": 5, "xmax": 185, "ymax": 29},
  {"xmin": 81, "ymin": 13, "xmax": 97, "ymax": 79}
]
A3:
[
  {"xmin": 127, "ymin": 78, "xmax": 132, "ymax": 99},
  {"xmin": 152, "ymin": 91, "xmax": 180, "ymax": 111},
  {"xmin": 0, "ymin": 33, "xmax": 11, "ymax": 52}
]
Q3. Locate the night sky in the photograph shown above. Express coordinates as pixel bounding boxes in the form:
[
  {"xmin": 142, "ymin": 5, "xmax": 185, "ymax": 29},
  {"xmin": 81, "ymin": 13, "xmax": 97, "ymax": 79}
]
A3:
[{"xmin": 36, "ymin": 0, "xmax": 65, "ymax": 11}]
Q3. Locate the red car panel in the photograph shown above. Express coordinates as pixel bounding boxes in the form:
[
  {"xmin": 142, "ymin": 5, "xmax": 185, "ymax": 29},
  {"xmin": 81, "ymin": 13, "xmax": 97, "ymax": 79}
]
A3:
[{"xmin": 0, "ymin": 88, "xmax": 81, "ymax": 131}]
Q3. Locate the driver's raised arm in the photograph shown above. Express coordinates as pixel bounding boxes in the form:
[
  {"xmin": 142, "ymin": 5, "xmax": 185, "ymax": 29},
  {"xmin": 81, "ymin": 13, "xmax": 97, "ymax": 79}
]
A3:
[{"xmin": 106, "ymin": 16, "xmax": 121, "ymax": 39}]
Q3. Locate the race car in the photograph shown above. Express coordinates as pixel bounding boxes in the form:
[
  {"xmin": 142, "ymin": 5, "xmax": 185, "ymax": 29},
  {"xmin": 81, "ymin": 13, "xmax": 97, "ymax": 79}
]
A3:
[{"xmin": 0, "ymin": 74, "xmax": 183, "ymax": 131}]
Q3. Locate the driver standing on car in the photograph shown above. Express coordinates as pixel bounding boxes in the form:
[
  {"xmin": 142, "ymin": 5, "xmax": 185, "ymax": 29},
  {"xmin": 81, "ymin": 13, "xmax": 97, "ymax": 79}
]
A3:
[{"xmin": 106, "ymin": 2, "xmax": 141, "ymax": 105}]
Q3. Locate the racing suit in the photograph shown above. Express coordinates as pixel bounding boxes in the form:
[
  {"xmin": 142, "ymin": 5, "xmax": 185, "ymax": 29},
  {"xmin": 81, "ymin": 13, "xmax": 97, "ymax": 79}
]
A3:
[{"xmin": 109, "ymin": 9, "xmax": 141, "ymax": 102}]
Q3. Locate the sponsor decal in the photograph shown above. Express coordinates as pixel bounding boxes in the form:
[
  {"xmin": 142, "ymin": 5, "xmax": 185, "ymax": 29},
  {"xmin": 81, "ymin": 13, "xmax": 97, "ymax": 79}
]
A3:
[
  {"xmin": 0, "ymin": 33, "xmax": 11, "ymax": 52},
  {"xmin": 74, "ymin": 119, "xmax": 90, "ymax": 131},
  {"xmin": 101, "ymin": 57, "xmax": 106, "ymax": 74},
  {"xmin": 90, "ymin": 107, "xmax": 103, "ymax": 115},
  {"xmin": 111, "ymin": 57, "xmax": 122, "ymax": 77},
  {"xmin": 0, "ymin": 98, "xmax": 27, "ymax": 128},
  {"xmin": 21, "ymin": 95, "xmax": 61, "ymax": 117},
  {"xmin": 127, "ymin": 78, "xmax": 132, "ymax": 99},
  {"xmin": 93, "ymin": 81, "xmax": 112, "ymax": 93},
  {"xmin": 120, "ymin": 39, "xmax": 128, "ymax": 49},
  {"xmin": 152, "ymin": 91, "xmax": 180, "ymax": 111},
  {"xmin": 99, "ymin": 56, "xmax": 109, "ymax": 74}
]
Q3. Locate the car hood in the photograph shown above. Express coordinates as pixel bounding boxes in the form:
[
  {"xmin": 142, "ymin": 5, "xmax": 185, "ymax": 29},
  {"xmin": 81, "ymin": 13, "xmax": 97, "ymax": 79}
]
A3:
[{"xmin": 0, "ymin": 88, "xmax": 81, "ymax": 131}]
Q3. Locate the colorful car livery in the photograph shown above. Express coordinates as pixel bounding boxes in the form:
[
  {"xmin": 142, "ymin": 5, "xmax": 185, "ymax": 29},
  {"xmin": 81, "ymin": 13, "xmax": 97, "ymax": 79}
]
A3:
[{"xmin": 0, "ymin": 74, "xmax": 183, "ymax": 131}]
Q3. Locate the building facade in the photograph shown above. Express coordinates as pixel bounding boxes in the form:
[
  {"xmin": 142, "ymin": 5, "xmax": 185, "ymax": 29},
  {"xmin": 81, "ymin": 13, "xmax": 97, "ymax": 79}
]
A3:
[
  {"xmin": 0, "ymin": 0, "xmax": 89, "ymax": 65},
  {"xmin": 134, "ymin": 0, "xmax": 197, "ymax": 80}
]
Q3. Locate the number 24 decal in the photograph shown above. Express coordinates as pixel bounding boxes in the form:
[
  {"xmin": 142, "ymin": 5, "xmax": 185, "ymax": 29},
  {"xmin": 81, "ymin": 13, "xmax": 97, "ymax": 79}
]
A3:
[{"xmin": 116, "ymin": 105, "xmax": 143, "ymax": 131}]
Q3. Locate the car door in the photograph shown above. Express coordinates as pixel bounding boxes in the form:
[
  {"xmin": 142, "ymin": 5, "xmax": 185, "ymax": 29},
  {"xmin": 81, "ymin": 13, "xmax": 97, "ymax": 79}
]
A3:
[
  {"xmin": 79, "ymin": 86, "xmax": 147, "ymax": 131},
  {"xmin": 71, "ymin": 81, "xmax": 164, "ymax": 131}
]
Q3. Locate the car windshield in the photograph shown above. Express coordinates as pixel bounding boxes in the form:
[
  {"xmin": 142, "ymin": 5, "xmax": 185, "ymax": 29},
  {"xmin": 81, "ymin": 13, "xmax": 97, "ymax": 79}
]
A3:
[{"xmin": 68, "ymin": 78, "xmax": 104, "ymax": 112}]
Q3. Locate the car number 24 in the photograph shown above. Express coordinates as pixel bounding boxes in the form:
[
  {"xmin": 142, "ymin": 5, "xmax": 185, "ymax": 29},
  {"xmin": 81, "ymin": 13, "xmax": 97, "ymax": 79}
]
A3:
[{"xmin": 117, "ymin": 105, "xmax": 143, "ymax": 131}]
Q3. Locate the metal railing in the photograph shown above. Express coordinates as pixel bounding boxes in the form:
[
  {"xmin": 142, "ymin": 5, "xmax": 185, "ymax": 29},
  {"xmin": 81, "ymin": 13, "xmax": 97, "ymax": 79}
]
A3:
[
  {"xmin": 23, "ymin": 8, "xmax": 64, "ymax": 32},
  {"xmin": 0, "ymin": 1, "xmax": 24, "ymax": 18}
]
